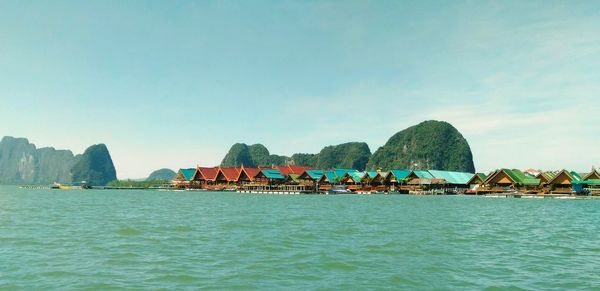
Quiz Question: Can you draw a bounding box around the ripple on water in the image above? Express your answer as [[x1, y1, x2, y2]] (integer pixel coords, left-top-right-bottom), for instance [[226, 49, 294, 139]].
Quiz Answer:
[[116, 227, 141, 236], [1, 188, 599, 290]]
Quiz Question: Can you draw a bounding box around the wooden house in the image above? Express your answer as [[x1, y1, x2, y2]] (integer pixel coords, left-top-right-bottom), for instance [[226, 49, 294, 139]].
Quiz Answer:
[[467, 173, 487, 187], [535, 172, 557, 189], [546, 170, 582, 194], [189, 166, 219, 189], [479, 169, 540, 194], [214, 167, 241, 188], [172, 168, 196, 188], [583, 169, 600, 181]]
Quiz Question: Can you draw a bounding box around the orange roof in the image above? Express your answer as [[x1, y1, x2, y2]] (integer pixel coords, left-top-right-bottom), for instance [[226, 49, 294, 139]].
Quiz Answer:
[[237, 167, 261, 181], [196, 167, 219, 181], [275, 165, 313, 175], [220, 167, 241, 181], [245, 167, 261, 179]]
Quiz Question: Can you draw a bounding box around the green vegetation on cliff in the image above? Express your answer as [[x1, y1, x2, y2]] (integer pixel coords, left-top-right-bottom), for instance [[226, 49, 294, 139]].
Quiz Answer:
[[290, 153, 318, 167], [221, 142, 371, 170], [315, 142, 371, 171], [71, 144, 117, 186], [147, 168, 176, 181], [107, 179, 169, 188], [221, 143, 291, 167], [220, 121, 474, 172], [367, 120, 475, 173]]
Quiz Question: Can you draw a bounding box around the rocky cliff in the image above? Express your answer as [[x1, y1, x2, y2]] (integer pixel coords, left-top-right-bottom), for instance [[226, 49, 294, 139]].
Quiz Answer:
[[220, 121, 474, 172], [0, 137, 117, 185], [366, 120, 475, 173]]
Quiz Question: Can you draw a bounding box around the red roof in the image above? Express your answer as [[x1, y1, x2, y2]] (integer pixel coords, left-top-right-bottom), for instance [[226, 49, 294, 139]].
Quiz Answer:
[[220, 167, 241, 181], [275, 165, 313, 175], [197, 167, 219, 181]]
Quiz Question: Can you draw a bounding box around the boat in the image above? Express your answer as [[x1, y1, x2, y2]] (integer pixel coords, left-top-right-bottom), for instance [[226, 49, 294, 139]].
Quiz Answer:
[[327, 185, 352, 194]]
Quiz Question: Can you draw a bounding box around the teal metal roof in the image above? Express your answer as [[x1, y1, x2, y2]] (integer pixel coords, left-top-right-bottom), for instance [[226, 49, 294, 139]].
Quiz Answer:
[[377, 172, 390, 179], [347, 171, 366, 183], [179, 168, 196, 181], [333, 168, 357, 177], [322, 170, 340, 183], [367, 171, 379, 178], [261, 169, 285, 179], [428, 170, 474, 185], [391, 169, 411, 180], [412, 170, 434, 179], [304, 170, 324, 180]]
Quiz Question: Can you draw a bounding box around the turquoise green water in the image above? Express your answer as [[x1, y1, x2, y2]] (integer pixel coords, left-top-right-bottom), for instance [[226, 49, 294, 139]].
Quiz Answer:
[[0, 187, 598, 290]]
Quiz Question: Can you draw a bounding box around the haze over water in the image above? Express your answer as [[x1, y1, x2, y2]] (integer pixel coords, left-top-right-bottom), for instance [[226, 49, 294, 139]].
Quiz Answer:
[[0, 187, 598, 289]]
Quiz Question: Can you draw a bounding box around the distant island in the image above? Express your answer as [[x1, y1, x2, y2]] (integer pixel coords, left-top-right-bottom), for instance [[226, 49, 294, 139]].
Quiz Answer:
[[220, 120, 475, 173], [147, 168, 176, 181]]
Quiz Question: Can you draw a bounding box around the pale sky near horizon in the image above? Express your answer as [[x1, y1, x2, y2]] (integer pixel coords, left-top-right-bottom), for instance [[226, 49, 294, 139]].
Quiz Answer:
[[1, 0, 599, 178]]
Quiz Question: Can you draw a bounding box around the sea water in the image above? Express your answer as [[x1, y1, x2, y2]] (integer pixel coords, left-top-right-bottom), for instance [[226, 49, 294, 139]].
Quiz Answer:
[[0, 186, 598, 289]]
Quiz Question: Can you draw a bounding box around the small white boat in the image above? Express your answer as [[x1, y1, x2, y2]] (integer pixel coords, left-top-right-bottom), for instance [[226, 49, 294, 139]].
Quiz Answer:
[[327, 185, 352, 195]]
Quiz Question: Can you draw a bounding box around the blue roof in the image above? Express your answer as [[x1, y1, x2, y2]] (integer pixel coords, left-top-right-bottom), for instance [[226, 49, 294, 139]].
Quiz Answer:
[[261, 169, 285, 179], [178, 168, 196, 181], [428, 170, 474, 185]]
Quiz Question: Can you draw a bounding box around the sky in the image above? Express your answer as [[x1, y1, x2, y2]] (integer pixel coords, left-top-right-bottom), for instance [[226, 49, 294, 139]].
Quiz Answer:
[[1, 0, 599, 178]]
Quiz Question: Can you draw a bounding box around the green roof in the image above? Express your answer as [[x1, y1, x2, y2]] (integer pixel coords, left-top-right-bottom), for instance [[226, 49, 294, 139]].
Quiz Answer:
[[572, 179, 600, 185], [428, 170, 474, 185], [491, 169, 540, 186], [547, 170, 583, 183], [286, 174, 300, 182], [540, 172, 556, 181], [178, 168, 196, 181], [570, 171, 583, 181], [522, 178, 541, 186], [504, 169, 526, 183], [476, 173, 488, 180], [261, 169, 285, 179]]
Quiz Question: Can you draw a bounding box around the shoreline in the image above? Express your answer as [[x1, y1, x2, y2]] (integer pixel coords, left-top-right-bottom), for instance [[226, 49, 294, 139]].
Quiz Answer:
[[13, 185, 600, 199]]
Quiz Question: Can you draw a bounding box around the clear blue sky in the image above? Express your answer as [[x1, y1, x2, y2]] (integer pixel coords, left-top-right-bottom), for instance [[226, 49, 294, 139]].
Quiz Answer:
[[1, 0, 599, 178]]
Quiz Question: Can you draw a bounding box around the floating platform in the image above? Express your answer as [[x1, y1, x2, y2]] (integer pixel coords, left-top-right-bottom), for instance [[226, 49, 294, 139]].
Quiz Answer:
[[237, 190, 306, 195]]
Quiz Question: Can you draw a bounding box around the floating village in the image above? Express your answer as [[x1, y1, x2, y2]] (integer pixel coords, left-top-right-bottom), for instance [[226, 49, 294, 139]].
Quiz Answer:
[[167, 165, 600, 197]]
